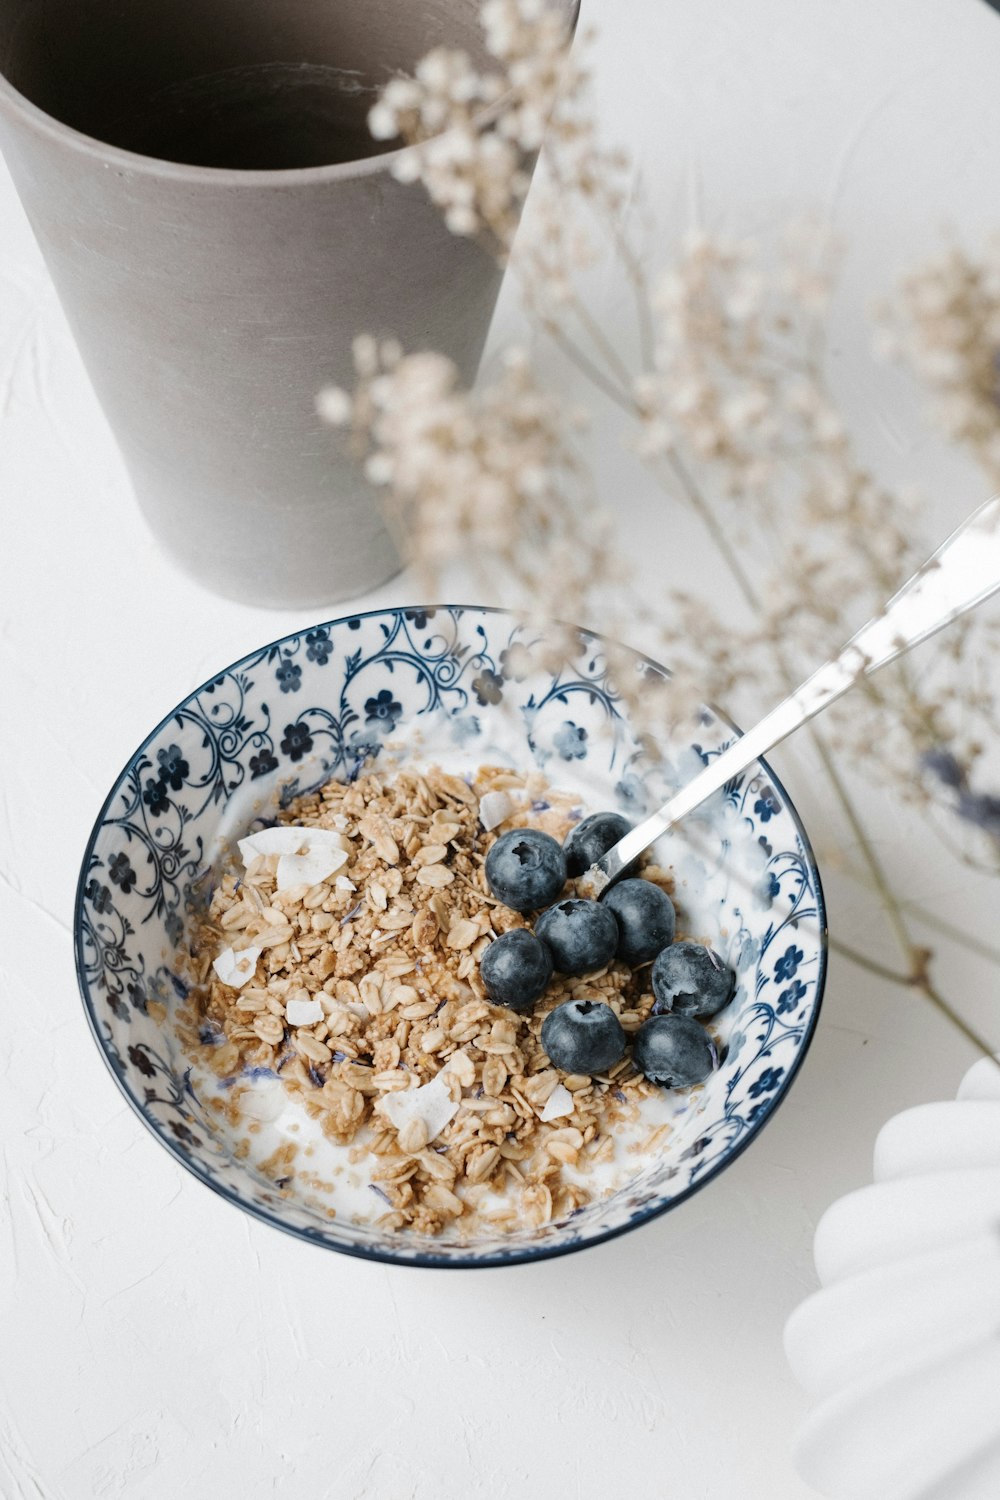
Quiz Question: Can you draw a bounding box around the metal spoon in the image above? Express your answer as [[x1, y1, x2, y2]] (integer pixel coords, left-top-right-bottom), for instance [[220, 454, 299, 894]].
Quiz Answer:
[[582, 495, 1000, 897]]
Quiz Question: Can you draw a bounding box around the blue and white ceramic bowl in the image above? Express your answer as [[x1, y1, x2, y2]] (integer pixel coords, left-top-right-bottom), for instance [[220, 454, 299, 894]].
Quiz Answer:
[[75, 606, 827, 1267]]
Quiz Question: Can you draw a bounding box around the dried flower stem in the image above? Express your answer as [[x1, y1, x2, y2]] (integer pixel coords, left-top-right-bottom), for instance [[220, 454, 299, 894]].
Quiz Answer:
[[917, 975, 998, 1061], [830, 939, 1000, 1058], [539, 314, 634, 410], [899, 899, 1000, 968], [829, 941, 913, 988], [571, 294, 635, 391]]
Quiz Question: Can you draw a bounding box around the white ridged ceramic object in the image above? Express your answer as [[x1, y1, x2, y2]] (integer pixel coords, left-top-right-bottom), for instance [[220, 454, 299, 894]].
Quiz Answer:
[[784, 1056, 1000, 1500]]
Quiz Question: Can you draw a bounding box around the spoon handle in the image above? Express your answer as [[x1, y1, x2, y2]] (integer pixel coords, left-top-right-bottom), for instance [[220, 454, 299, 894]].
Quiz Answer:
[[591, 495, 1000, 891]]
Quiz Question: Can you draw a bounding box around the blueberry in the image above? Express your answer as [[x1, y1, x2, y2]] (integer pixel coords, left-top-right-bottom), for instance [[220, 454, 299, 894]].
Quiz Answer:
[[485, 827, 568, 913], [651, 941, 736, 1019], [600, 878, 676, 966], [479, 929, 553, 1014], [633, 1013, 719, 1088], [535, 898, 619, 976], [541, 999, 627, 1074], [563, 811, 636, 878]]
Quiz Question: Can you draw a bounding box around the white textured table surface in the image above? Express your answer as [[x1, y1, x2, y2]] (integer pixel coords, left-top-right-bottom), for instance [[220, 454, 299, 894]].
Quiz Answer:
[[3, 3, 1000, 1497]]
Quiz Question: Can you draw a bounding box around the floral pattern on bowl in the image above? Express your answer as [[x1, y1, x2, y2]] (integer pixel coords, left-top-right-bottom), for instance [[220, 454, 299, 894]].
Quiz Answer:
[[75, 606, 827, 1267]]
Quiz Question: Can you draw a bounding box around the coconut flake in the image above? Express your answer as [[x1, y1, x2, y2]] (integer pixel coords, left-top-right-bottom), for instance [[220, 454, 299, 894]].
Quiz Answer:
[[335, 874, 357, 893], [285, 997, 324, 1027], [479, 789, 518, 831], [239, 824, 347, 871], [325, 997, 369, 1024], [541, 1083, 575, 1121], [236, 1079, 286, 1122], [275, 843, 348, 890], [376, 1073, 459, 1144], [213, 945, 262, 989], [238, 826, 310, 865]]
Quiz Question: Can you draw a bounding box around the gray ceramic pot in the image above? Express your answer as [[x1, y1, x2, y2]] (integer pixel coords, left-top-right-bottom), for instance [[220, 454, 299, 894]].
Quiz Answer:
[[0, 0, 576, 606]]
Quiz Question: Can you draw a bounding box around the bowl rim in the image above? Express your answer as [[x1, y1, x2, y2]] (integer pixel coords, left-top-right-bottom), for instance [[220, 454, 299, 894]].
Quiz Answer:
[[74, 603, 828, 1269]]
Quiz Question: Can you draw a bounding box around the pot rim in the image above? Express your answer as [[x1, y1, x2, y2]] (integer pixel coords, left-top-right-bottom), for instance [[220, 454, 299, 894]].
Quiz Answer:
[[0, 0, 581, 187]]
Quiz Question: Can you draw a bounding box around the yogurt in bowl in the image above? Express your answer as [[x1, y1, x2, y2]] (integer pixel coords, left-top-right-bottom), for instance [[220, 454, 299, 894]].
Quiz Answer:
[[74, 605, 827, 1267]]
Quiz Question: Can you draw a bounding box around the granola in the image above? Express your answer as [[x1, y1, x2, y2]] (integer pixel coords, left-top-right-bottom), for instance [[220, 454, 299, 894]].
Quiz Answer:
[[180, 763, 681, 1236]]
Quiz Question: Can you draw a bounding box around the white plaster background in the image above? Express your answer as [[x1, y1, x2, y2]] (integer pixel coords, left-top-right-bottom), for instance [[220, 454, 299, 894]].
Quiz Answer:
[[2, 2, 1000, 1496]]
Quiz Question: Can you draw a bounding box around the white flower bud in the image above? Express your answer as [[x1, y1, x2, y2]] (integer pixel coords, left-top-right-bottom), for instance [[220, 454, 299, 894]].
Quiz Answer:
[[364, 453, 394, 485], [315, 387, 352, 426], [383, 78, 423, 112], [444, 205, 479, 236], [352, 334, 379, 377], [392, 150, 423, 185], [415, 47, 461, 92], [367, 102, 398, 141]]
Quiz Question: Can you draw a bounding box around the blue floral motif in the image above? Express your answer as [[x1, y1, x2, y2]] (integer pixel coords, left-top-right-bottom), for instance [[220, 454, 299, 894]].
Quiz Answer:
[[450, 715, 481, 745], [364, 689, 402, 732], [774, 944, 804, 983], [107, 991, 128, 1021], [85, 878, 112, 914], [554, 721, 588, 761], [615, 772, 647, 811], [108, 852, 137, 894], [156, 744, 189, 790], [748, 1066, 785, 1098], [733, 931, 761, 971], [143, 778, 170, 817], [75, 605, 826, 1269], [276, 659, 302, 694], [726, 1028, 746, 1063], [346, 729, 383, 764], [280, 722, 314, 762], [305, 628, 333, 665], [776, 979, 807, 1015], [250, 749, 279, 779], [136, 678, 278, 824], [128, 1043, 156, 1077], [754, 869, 781, 909], [499, 642, 534, 681], [472, 669, 504, 706], [754, 786, 781, 822]]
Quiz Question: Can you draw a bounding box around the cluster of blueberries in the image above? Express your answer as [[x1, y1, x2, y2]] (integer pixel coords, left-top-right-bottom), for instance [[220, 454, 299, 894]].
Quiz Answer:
[[479, 812, 734, 1088]]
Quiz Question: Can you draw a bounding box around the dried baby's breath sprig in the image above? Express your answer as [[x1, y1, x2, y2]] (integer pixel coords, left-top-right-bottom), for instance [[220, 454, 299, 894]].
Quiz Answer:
[[637, 229, 843, 485], [319, 337, 684, 739], [368, 0, 637, 351], [368, 0, 582, 252], [885, 239, 1000, 483], [323, 5, 1000, 1056], [628, 229, 1000, 848], [323, 338, 608, 618], [322, 236, 1000, 853]]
